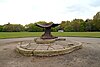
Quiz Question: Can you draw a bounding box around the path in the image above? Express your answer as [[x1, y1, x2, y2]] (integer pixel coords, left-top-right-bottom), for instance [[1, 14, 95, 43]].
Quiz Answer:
[[0, 37, 100, 67]]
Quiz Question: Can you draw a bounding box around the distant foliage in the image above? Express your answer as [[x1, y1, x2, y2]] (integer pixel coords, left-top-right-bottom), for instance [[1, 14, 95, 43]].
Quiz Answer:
[[2, 23, 24, 32], [0, 12, 100, 32], [0, 25, 3, 32], [92, 12, 100, 31], [61, 12, 100, 32], [25, 23, 43, 32]]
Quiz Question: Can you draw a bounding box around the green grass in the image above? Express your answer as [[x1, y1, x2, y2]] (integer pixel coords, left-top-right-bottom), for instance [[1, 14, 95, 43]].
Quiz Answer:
[[52, 32, 100, 38], [0, 32, 43, 39], [0, 32, 100, 39]]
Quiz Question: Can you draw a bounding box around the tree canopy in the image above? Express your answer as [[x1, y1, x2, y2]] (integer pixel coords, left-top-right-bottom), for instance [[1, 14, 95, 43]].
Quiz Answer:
[[0, 12, 100, 32]]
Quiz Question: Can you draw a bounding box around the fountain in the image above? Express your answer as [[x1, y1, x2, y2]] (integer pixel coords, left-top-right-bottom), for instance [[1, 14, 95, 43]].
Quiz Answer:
[[16, 22, 82, 56]]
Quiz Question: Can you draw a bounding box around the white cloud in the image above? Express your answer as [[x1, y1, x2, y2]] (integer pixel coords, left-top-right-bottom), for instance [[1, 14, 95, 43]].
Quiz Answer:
[[0, 0, 100, 25]]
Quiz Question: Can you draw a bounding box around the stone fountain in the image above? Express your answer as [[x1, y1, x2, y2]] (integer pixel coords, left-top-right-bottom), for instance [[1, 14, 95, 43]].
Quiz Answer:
[[16, 22, 82, 56]]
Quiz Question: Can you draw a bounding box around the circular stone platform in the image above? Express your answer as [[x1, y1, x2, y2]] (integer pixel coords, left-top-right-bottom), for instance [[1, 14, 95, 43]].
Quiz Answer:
[[34, 38, 56, 44], [16, 38, 82, 56]]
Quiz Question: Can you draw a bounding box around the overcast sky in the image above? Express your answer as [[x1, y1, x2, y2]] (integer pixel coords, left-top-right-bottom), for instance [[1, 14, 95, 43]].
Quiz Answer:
[[0, 0, 100, 25]]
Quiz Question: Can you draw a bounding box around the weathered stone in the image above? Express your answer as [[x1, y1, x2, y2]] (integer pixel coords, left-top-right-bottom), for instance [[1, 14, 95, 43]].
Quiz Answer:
[[16, 40, 82, 57], [56, 38, 66, 41], [35, 38, 56, 44], [36, 45, 48, 50], [26, 43, 38, 50], [50, 45, 64, 50], [68, 43, 74, 47], [16, 45, 33, 55]]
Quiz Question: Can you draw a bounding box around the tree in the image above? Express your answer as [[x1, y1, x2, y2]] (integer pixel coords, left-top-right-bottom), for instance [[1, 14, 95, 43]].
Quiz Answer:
[[85, 19, 93, 31], [63, 21, 74, 32], [36, 21, 47, 24], [0, 25, 3, 32], [60, 21, 68, 30], [71, 19, 85, 32], [51, 26, 59, 32], [3, 23, 24, 32], [64, 25, 74, 32], [25, 23, 43, 32], [92, 12, 100, 31]]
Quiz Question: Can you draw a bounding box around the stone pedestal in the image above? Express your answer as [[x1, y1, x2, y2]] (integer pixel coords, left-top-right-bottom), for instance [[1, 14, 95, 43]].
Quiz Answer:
[[16, 38, 82, 56]]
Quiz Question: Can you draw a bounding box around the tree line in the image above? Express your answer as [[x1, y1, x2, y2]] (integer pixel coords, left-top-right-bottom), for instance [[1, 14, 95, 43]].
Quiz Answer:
[[0, 12, 100, 32]]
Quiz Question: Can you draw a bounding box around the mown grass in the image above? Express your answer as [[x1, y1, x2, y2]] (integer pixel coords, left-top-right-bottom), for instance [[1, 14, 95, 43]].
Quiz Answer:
[[0, 32, 43, 39], [0, 32, 100, 39]]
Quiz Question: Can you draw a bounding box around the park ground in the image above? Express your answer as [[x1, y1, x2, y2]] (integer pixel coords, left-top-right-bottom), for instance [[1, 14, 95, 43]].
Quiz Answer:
[[0, 32, 100, 39], [0, 37, 100, 67]]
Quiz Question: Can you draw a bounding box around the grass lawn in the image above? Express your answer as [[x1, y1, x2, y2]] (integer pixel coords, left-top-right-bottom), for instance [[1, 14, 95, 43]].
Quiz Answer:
[[0, 32, 100, 39]]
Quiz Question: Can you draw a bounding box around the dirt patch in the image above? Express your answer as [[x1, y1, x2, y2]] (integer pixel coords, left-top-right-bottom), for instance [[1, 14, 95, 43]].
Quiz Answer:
[[0, 37, 100, 67]]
